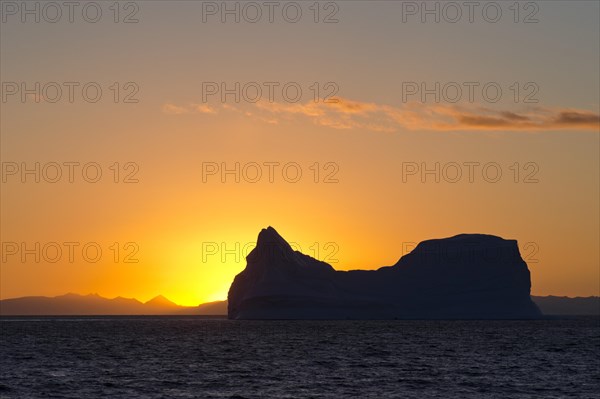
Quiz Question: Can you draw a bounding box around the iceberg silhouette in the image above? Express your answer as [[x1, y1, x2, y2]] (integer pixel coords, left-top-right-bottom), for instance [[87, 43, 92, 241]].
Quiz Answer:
[[228, 227, 542, 319]]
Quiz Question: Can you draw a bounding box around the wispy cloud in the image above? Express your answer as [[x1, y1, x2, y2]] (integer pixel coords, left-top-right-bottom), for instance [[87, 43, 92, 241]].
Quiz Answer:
[[423, 105, 600, 131], [162, 103, 217, 115], [259, 99, 599, 132], [163, 98, 600, 133], [162, 103, 190, 115], [191, 104, 218, 114]]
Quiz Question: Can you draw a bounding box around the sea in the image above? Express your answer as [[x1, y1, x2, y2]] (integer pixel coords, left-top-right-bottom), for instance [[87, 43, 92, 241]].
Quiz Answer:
[[1, 317, 598, 398]]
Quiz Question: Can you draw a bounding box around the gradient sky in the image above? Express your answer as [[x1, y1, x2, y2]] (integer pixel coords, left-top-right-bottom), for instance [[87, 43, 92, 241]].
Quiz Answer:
[[1, 1, 599, 305]]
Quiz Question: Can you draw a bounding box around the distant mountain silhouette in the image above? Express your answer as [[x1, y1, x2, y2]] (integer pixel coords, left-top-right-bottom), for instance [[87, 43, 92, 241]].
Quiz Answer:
[[2, 294, 596, 317], [194, 300, 228, 315], [0, 293, 226, 316], [228, 227, 543, 319], [143, 294, 180, 311], [531, 296, 599, 316], [175, 298, 598, 316], [186, 298, 597, 317]]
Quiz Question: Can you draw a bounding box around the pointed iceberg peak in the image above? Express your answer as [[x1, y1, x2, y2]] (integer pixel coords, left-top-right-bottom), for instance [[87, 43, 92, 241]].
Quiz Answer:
[[256, 226, 293, 252], [244, 226, 299, 267]]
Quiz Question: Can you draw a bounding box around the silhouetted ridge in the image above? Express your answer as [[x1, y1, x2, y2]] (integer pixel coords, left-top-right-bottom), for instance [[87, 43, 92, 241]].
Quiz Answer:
[[145, 295, 178, 307], [247, 226, 334, 273], [248, 226, 295, 264], [228, 227, 541, 320], [394, 234, 523, 270], [256, 226, 290, 249]]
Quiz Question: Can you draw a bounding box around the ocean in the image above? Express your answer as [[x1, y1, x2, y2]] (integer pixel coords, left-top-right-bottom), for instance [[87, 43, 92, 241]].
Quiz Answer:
[[1, 317, 598, 398]]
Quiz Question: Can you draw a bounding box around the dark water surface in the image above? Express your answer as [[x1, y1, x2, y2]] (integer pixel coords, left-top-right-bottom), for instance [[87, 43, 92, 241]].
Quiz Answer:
[[1, 317, 598, 398]]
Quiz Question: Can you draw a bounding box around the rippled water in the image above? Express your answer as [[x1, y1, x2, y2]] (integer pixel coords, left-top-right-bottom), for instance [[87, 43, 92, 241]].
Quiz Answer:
[[1, 317, 598, 398]]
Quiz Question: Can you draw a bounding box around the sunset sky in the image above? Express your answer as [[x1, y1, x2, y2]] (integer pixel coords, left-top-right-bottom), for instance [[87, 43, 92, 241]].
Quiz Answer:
[[1, 1, 599, 306]]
